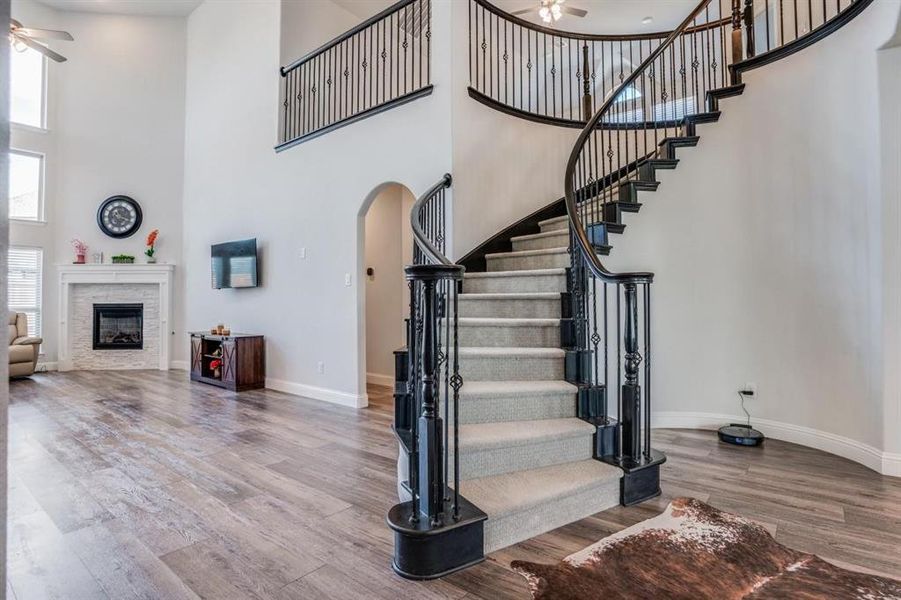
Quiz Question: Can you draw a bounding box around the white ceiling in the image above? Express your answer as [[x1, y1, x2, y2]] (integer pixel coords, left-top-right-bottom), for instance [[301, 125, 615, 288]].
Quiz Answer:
[[493, 0, 701, 35], [330, 0, 702, 36], [32, 0, 707, 32], [36, 0, 203, 17]]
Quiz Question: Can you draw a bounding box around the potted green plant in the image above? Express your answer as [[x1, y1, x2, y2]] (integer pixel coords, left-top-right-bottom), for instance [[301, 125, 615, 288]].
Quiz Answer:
[[112, 254, 135, 264]]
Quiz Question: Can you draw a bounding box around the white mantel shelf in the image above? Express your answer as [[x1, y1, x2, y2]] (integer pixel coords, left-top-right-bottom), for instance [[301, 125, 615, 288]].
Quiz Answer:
[[57, 263, 175, 273], [58, 263, 176, 371]]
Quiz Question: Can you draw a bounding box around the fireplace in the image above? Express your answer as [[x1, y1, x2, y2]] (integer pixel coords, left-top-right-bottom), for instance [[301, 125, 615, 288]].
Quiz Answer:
[[93, 303, 144, 350]]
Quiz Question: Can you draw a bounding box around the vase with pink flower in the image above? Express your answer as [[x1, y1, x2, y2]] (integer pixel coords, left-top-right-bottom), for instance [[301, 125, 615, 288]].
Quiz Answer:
[[145, 229, 159, 264], [71, 239, 88, 264]]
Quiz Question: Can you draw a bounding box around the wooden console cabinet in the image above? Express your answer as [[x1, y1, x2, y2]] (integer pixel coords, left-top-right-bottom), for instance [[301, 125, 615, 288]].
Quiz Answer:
[[190, 332, 265, 391]]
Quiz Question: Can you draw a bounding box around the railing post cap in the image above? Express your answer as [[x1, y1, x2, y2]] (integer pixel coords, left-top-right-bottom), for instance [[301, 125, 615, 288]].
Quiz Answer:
[[405, 264, 465, 281]]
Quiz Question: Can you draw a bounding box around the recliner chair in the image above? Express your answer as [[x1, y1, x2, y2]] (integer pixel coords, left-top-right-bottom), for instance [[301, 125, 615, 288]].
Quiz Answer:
[[8, 311, 42, 378]]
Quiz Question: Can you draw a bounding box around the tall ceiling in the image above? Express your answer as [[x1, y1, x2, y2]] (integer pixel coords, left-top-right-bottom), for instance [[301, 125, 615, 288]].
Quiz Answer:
[[36, 0, 203, 17], [493, 0, 700, 35], [33, 0, 705, 33], [332, 0, 701, 35]]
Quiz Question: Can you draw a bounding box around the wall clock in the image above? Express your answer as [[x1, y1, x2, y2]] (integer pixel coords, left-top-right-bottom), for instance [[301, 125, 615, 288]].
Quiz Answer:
[[97, 195, 143, 238]]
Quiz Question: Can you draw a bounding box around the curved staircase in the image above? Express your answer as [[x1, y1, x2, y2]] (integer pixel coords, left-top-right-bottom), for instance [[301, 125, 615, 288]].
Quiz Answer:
[[388, 0, 875, 581]]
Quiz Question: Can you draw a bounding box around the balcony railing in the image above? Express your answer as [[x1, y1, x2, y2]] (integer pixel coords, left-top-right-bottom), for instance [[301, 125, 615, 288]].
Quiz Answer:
[[468, 0, 731, 127], [277, 0, 434, 150], [733, 0, 869, 76]]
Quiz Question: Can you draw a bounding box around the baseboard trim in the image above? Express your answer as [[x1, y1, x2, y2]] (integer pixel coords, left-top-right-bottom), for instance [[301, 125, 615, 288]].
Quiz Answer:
[[883, 452, 901, 478], [653, 411, 897, 477], [367, 372, 394, 387], [265, 377, 368, 409], [169, 360, 189, 371]]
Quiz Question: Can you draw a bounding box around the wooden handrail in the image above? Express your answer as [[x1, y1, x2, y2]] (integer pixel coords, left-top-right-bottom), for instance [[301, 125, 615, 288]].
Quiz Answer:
[[410, 173, 459, 268], [278, 0, 433, 148], [563, 0, 718, 283]]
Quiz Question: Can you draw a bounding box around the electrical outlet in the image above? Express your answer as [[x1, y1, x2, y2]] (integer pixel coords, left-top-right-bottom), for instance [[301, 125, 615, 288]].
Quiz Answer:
[[299, 247, 306, 259], [317, 361, 325, 374], [344, 273, 352, 287], [740, 382, 757, 397]]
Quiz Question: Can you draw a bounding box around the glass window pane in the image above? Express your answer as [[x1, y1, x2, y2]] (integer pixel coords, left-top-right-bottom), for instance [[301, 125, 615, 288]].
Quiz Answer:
[[10, 46, 45, 128], [9, 151, 43, 221]]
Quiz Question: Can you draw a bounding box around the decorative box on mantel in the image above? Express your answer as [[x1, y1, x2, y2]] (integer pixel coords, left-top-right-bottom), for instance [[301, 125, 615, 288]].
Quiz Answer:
[[57, 263, 175, 371]]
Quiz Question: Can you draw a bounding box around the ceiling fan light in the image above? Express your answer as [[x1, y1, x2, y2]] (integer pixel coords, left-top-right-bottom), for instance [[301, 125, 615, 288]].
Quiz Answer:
[[539, 6, 551, 22], [551, 4, 562, 19]]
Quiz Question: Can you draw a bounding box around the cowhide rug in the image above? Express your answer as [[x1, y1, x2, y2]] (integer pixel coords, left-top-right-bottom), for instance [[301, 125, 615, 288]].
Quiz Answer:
[[511, 497, 901, 599]]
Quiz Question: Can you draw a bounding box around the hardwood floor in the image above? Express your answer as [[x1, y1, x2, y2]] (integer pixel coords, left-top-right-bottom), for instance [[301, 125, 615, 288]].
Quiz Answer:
[[7, 371, 900, 599]]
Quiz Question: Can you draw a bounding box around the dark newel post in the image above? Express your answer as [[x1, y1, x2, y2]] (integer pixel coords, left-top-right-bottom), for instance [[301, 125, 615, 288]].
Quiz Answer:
[[407, 280, 419, 522], [417, 277, 444, 526], [730, 0, 743, 81], [621, 283, 642, 462], [581, 43, 592, 121], [743, 0, 755, 58]]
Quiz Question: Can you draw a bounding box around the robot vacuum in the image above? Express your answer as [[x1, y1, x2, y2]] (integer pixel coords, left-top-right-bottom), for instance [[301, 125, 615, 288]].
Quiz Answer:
[[718, 423, 765, 446]]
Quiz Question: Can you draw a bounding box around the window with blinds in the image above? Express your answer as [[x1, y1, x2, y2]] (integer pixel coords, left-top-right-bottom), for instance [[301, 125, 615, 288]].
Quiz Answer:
[[8, 246, 43, 337]]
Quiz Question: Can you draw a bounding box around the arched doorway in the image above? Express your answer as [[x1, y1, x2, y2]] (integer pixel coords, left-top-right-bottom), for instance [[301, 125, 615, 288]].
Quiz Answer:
[[358, 182, 416, 407]]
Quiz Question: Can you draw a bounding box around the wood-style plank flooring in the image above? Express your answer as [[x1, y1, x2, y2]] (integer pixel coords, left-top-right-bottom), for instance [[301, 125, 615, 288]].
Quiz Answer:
[[7, 371, 901, 599]]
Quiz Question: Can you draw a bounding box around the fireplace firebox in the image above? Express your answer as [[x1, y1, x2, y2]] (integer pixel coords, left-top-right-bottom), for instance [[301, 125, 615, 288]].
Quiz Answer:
[[93, 303, 144, 350]]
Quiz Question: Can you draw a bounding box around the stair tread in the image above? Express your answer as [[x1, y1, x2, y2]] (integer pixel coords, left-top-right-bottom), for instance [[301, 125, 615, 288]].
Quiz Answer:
[[538, 214, 620, 228], [485, 247, 569, 259], [510, 230, 569, 243], [457, 417, 593, 450], [458, 292, 560, 300], [458, 317, 559, 327], [659, 135, 700, 146], [538, 214, 575, 227], [464, 268, 566, 279], [709, 83, 745, 96], [459, 380, 577, 398], [458, 346, 564, 357], [459, 459, 621, 517]]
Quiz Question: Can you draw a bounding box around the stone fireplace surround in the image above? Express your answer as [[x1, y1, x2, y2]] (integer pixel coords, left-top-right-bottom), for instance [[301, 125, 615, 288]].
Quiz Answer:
[[58, 264, 174, 371]]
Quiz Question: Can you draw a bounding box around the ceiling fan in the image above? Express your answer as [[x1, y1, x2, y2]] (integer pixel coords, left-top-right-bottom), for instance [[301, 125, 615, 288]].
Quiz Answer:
[[512, 0, 588, 24], [9, 18, 74, 63]]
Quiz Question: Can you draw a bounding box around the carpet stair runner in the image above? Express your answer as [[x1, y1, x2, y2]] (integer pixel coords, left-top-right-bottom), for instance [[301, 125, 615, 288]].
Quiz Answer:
[[451, 214, 621, 554]]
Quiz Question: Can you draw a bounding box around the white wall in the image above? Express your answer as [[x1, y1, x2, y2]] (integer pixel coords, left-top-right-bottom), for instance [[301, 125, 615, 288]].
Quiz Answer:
[[280, 0, 359, 64], [599, 0, 901, 474], [183, 0, 452, 407], [879, 29, 901, 463], [364, 183, 413, 385], [449, 0, 579, 257], [10, 0, 893, 476], [9, 1, 187, 366]]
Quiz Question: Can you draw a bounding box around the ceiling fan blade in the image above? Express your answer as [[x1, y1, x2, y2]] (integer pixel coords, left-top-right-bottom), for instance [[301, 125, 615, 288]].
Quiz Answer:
[[14, 34, 67, 62], [562, 5, 588, 17], [15, 27, 73, 41], [510, 8, 534, 15]]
